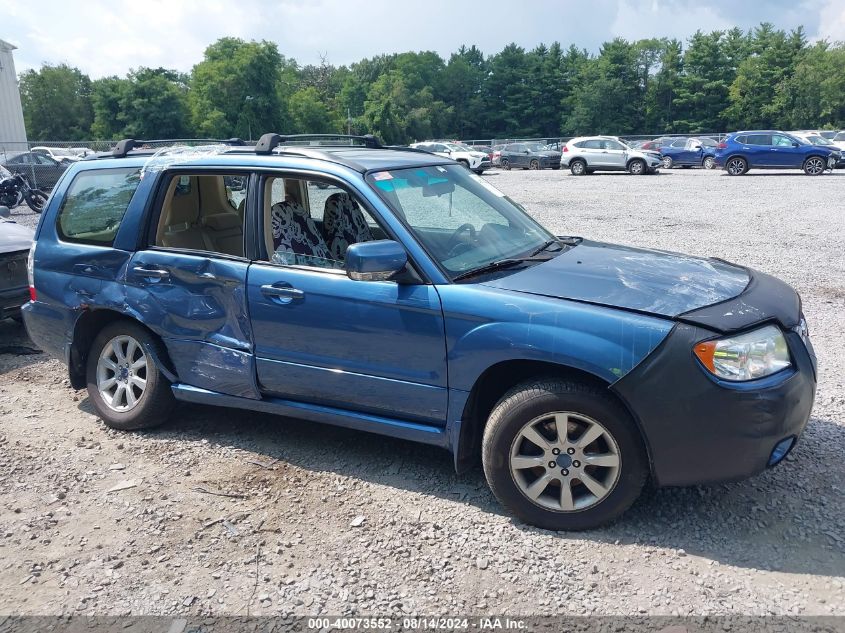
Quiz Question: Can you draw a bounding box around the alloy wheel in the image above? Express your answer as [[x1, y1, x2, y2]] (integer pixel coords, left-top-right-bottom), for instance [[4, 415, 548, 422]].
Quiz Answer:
[[703, 157, 715, 170], [96, 335, 148, 412], [726, 158, 746, 175], [629, 160, 644, 175], [509, 411, 621, 512], [805, 157, 824, 175], [662, 156, 672, 169]]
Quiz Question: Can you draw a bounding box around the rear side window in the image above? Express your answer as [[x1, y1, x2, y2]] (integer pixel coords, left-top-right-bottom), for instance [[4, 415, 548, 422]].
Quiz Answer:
[[745, 134, 772, 146], [734, 135, 747, 144], [57, 168, 141, 245]]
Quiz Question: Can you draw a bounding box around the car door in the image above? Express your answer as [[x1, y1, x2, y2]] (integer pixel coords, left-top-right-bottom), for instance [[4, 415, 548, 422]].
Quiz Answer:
[[742, 134, 773, 167], [601, 139, 628, 169], [246, 173, 449, 425], [125, 169, 257, 398], [767, 133, 805, 168], [578, 139, 604, 166], [32, 153, 63, 189]]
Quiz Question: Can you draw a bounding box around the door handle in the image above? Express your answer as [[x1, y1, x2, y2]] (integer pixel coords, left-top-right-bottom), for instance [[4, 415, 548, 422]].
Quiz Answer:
[[132, 266, 170, 280], [261, 284, 305, 302]]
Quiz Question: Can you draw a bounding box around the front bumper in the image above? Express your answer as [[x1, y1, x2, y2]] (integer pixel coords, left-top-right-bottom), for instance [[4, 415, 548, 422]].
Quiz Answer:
[[612, 322, 816, 487]]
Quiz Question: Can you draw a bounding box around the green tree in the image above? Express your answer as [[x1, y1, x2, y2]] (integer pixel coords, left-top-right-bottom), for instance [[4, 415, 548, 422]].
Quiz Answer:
[[190, 38, 288, 139], [19, 64, 93, 140], [288, 86, 336, 133]]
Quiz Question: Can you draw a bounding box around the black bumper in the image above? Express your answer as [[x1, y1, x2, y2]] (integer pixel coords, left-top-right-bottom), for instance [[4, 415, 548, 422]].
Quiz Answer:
[[612, 322, 816, 487], [1, 286, 28, 319]]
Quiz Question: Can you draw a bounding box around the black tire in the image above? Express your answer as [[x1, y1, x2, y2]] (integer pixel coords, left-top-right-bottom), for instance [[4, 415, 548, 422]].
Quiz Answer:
[[569, 159, 587, 176], [473, 169, 485, 175], [725, 156, 748, 176], [803, 156, 826, 176], [661, 156, 673, 169], [501, 158, 511, 171], [85, 320, 175, 431], [457, 160, 470, 170], [482, 378, 647, 531], [529, 159, 540, 170], [24, 189, 48, 213], [627, 159, 646, 175]]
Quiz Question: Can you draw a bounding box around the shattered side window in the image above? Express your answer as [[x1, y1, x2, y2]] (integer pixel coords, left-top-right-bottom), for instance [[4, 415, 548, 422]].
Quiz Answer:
[[57, 168, 141, 245]]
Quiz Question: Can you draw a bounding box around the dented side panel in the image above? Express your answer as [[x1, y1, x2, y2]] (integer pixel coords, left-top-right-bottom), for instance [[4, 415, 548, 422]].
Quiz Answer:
[[436, 284, 673, 389]]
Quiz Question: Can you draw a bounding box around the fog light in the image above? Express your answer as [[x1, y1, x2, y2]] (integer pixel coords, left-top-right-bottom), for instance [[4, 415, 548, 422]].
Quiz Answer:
[[768, 437, 796, 467]]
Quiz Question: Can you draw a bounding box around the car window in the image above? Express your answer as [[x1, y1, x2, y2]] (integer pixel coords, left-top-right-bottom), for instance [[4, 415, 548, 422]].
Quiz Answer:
[[745, 134, 772, 146], [603, 140, 625, 150], [834, 132, 845, 141], [582, 140, 602, 149], [772, 134, 795, 147], [34, 154, 56, 165], [11, 154, 31, 165], [367, 165, 555, 278], [57, 168, 141, 245], [261, 176, 384, 271], [153, 173, 246, 257], [670, 139, 686, 148]]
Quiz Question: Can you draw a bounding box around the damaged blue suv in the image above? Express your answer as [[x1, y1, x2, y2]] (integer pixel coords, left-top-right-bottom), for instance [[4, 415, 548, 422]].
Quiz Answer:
[[23, 134, 817, 530]]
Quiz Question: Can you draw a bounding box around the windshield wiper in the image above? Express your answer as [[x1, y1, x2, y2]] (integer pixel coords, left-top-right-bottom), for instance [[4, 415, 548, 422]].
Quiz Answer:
[[452, 259, 529, 282], [527, 238, 562, 257]]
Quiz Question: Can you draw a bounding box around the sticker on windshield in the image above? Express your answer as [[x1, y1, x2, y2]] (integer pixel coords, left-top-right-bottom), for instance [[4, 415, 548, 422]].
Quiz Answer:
[[436, 166, 447, 173], [470, 173, 506, 197], [372, 171, 393, 181]]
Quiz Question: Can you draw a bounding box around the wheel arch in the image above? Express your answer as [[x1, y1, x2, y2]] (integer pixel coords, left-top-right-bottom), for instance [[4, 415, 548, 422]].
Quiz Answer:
[[453, 359, 652, 475], [68, 309, 177, 389], [625, 157, 646, 170]]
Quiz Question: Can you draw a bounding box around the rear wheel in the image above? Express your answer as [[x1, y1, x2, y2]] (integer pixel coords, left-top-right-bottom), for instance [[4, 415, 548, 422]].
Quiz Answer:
[[482, 378, 647, 530], [726, 157, 748, 176], [529, 159, 540, 170], [662, 156, 673, 169], [24, 189, 48, 213], [628, 159, 646, 175], [86, 321, 175, 430], [803, 156, 825, 176], [569, 159, 587, 176], [501, 158, 511, 171], [702, 156, 715, 170]]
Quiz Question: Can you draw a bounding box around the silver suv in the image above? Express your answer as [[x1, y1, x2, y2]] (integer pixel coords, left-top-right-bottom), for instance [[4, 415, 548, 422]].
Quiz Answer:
[[562, 136, 662, 175]]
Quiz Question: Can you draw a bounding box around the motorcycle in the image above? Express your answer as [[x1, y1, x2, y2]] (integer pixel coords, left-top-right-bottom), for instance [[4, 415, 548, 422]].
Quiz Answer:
[[0, 166, 48, 213]]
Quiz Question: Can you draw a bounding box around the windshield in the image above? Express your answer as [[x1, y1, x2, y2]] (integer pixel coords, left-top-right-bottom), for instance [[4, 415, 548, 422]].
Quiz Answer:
[[367, 164, 556, 279], [806, 135, 832, 145], [446, 143, 472, 152], [525, 143, 548, 152]]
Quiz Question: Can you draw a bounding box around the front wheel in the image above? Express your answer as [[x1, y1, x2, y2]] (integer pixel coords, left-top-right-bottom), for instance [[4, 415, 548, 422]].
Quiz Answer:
[[529, 159, 540, 170], [662, 156, 673, 169], [24, 189, 48, 213], [628, 159, 646, 175], [482, 378, 647, 530], [86, 321, 176, 430], [803, 156, 826, 176]]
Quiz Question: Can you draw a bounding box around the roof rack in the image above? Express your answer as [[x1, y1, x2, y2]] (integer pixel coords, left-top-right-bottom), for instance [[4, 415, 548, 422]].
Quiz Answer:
[[254, 133, 382, 154], [111, 138, 245, 158]]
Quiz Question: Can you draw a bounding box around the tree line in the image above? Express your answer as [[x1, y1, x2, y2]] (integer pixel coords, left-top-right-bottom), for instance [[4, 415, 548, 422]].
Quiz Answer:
[[17, 23, 845, 145]]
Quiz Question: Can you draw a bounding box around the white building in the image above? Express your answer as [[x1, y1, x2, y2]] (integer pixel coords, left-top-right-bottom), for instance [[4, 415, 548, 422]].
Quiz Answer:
[[0, 38, 28, 154]]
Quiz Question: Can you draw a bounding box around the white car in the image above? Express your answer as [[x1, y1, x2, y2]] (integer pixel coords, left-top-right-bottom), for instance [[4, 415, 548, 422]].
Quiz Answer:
[[561, 136, 662, 175], [31, 146, 81, 163], [790, 131, 845, 152], [409, 141, 491, 174]]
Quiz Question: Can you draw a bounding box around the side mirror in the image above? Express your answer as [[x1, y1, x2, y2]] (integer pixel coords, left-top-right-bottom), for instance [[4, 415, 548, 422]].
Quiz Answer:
[[345, 240, 408, 282], [792, 142, 800, 147]]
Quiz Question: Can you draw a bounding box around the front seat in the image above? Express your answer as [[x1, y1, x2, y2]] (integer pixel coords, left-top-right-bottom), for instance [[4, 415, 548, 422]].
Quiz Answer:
[[322, 192, 373, 261], [269, 199, 332, 266]]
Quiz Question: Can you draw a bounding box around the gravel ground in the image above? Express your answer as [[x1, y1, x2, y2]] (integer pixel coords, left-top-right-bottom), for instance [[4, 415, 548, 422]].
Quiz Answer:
[[1, 168, 843, 617]]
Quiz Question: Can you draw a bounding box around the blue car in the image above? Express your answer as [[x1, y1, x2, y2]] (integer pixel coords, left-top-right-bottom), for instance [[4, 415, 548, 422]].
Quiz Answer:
[[715, 131, 840, 175], [659, 137, 718, 169], [22, 134, 816, 530]]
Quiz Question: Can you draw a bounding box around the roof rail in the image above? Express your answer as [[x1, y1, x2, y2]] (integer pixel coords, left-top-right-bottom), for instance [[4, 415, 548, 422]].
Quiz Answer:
[[253, 133, 383, 154], [111, 138, 246, 158]]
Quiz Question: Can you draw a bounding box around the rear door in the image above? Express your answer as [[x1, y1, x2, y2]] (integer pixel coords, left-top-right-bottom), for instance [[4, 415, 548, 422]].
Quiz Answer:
[[246, 173, 449, 424], [125, 168, 257, 398], [742, 134, 773, 167]]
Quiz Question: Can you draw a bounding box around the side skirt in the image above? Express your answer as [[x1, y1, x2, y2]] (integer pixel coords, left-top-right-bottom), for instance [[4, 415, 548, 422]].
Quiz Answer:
[[171, 383, 451, 449]]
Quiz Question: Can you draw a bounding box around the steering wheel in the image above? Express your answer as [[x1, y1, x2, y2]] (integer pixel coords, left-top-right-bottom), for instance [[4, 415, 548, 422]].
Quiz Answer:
[[445, 223, 477, 259]]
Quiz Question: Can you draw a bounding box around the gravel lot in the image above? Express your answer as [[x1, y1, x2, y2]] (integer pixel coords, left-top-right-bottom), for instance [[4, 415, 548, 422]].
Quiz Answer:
[[1, 168, 844, 617]]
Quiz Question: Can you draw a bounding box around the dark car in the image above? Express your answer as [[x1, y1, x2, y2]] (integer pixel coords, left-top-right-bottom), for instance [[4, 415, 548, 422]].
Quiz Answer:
[[23, 133, 816, 531], [2, 151, 69, 190], [660, 137, 718, 169], [715, 131, 840, 175], [0, 210, 34, 320], [638, 137, 674, 151], [499, 142, 561, 170]]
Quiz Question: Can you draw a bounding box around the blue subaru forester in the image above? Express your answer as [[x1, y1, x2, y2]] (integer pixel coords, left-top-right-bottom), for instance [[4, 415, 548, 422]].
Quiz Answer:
[[23, 134, 817, 530]]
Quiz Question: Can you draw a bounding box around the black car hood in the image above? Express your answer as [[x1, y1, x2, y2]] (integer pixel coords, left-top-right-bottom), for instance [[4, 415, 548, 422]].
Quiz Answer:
[[481, 239, 750, 317]]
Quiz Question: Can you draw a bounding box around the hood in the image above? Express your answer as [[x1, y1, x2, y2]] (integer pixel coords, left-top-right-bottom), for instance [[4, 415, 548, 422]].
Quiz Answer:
[[481, 239, 750, 318], [0, 218, 35, 253]]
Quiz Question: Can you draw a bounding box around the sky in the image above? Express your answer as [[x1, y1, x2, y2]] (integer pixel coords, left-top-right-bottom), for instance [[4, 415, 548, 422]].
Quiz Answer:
[[2, 0, 845, 78]]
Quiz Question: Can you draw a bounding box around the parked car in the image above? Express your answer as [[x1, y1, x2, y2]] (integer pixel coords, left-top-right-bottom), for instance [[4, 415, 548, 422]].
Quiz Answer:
[[715, 131, 840, 176], [32, 146, 82, 163], [69, 147, 96, 158], [660, 137, 717, 169], [409, 141, 491, 174], [789, 132, 845, 168], [490, 144, 506, 166], [23, 134, 816, 530], [637, 137, 675, 151], [817, 130, 844, 141], [561, 136, 661, 175], [0, 208, 34, 320], [498, 142, 561, 170], [2, 151, 70, 190]]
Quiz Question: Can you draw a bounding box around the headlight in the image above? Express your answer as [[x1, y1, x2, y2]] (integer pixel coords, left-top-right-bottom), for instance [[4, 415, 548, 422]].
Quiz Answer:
[[693, 324, 791, 381]]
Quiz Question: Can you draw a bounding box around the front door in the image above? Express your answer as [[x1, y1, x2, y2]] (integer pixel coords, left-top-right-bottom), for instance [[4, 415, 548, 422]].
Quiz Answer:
[[765, 133, 805, 167], [247, 175, 449, 425]]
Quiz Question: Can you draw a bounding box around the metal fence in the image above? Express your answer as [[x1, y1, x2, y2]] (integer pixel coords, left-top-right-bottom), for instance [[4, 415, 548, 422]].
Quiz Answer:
[[459, 133, 729, 147]]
